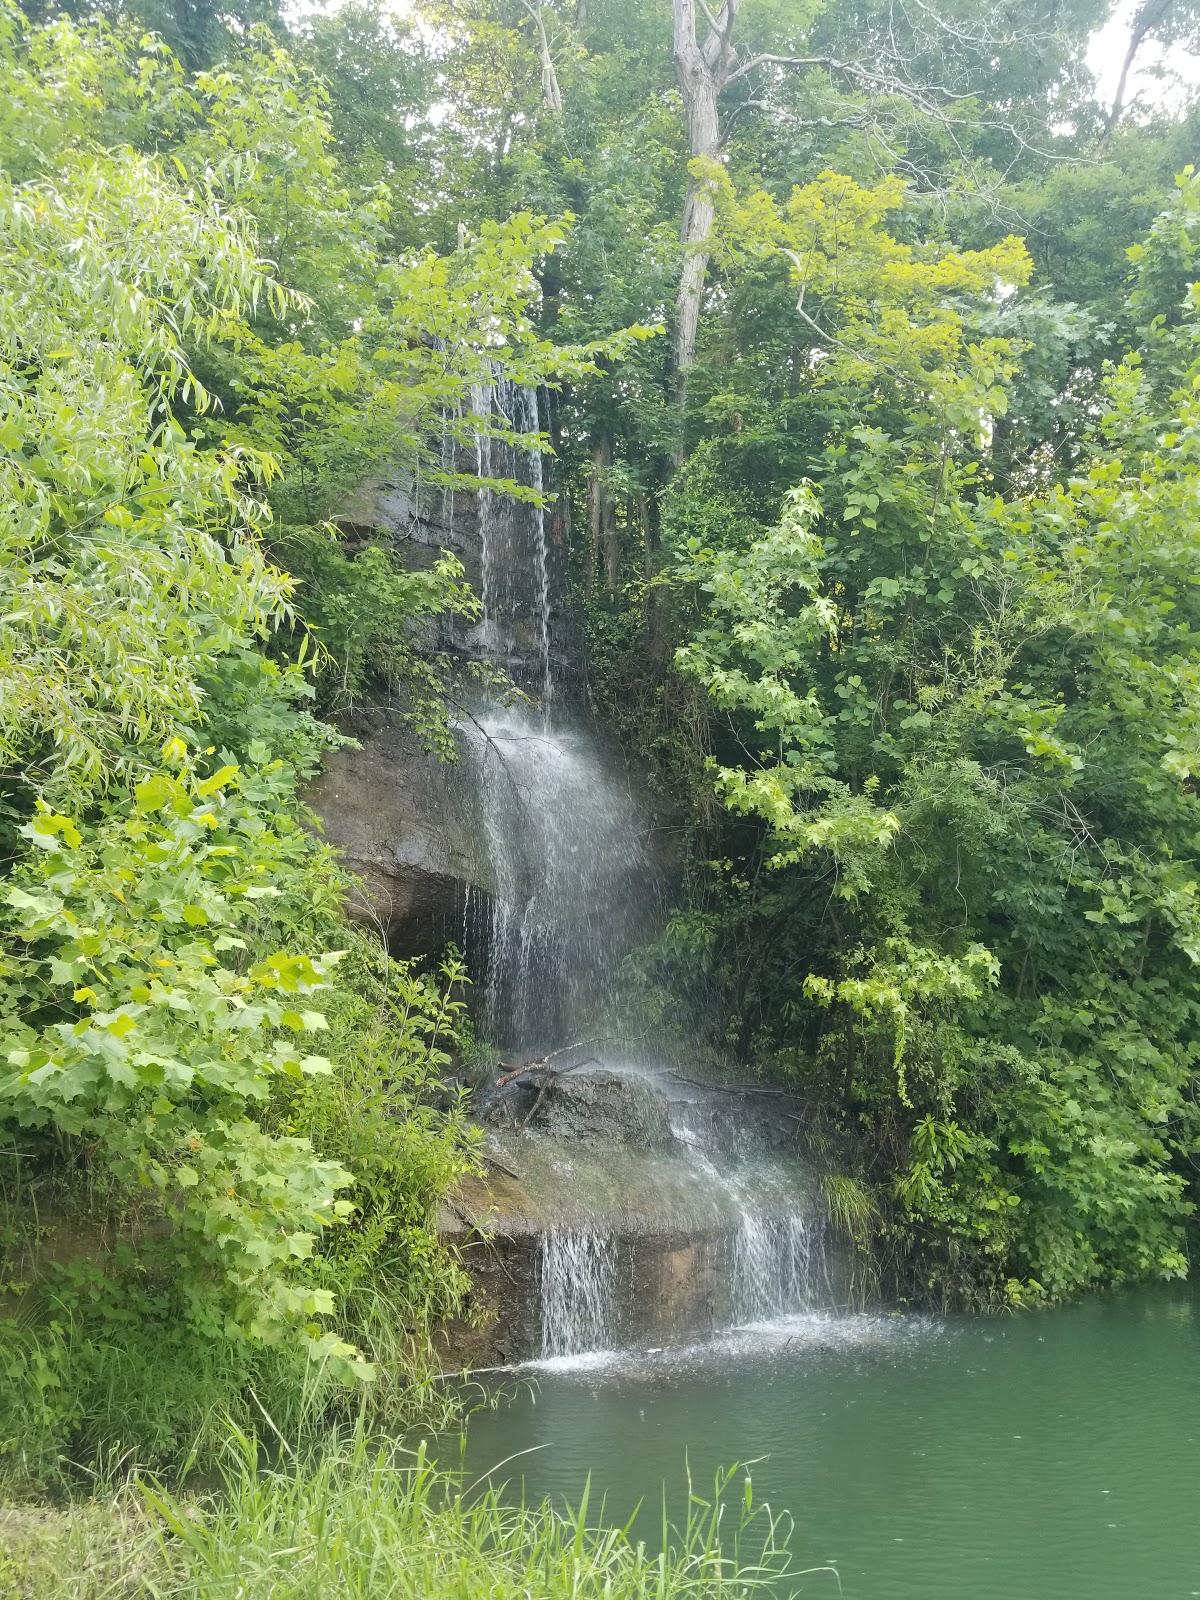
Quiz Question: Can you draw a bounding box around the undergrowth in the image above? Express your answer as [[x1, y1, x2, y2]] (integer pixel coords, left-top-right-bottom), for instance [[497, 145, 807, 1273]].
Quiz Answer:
[[0, 1428, 822, 1600], [0, 938, 481, 1494]]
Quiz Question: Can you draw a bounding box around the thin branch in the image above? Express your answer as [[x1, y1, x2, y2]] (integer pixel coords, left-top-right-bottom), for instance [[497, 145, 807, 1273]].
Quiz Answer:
[[516, 0, 564, 114], [696, 0, 721, 35], [725, 52, 833, 87], [494, 1038, 607, 1088], [516, 1071, 557, 1130], [480, 1152, 522, 1181]]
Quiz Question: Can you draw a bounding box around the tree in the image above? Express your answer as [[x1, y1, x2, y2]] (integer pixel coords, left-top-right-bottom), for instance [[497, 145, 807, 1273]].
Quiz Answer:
[[667, 171, 1200, 1301], [1102, 0, 1200, 143]]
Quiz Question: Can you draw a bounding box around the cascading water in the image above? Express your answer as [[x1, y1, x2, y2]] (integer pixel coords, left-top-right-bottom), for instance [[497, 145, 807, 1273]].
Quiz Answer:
[[665, 1093, 825, 1328], [459, 707, 657, 1047], [456, 378, 831, 1360], [468, 377, 553, 697], [458, 377, 657, 1051], [540, 1230, 618, 1358], [731, 1212, 819, 1324]]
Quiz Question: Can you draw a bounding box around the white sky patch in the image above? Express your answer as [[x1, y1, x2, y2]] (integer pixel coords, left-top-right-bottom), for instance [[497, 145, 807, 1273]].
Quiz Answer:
[[285, 0, 1199, 126], [1087, 0, 1200, 118], [285, 0, 421, 26]]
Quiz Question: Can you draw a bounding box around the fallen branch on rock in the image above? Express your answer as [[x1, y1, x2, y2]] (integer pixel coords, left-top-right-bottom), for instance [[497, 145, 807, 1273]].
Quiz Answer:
[[480, 1152, 522, 1180], [494, 1040, 603, 1088], [516, 1072, 556, 1132]]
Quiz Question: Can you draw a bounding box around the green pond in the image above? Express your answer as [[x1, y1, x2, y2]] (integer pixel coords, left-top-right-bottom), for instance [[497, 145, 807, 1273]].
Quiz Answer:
[[455, 1289, 1200, 1598]]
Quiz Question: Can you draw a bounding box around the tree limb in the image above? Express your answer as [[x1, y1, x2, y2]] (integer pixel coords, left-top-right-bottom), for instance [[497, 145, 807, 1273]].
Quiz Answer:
[[1100, 0, 1171, 146], [517, 0, 564, 114], [494, 1039, 605, 1088]]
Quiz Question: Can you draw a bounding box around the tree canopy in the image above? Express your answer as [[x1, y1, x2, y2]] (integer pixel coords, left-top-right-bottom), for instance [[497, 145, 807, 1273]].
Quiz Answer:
[[2, 0, 1200, 1480]]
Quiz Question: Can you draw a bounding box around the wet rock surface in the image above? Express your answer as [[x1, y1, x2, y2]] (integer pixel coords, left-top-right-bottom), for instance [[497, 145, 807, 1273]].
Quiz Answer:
[[436, 1064, 838, 1369], [307, 712, 492, 952], [475, 1067, 675, 1152]]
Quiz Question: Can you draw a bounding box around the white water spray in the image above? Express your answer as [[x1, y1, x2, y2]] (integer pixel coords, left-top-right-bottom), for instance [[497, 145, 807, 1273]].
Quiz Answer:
[[540, 1229, 618, 1358]]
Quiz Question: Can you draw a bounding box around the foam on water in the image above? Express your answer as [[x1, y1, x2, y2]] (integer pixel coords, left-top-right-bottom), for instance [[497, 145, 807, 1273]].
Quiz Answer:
[[517, 1309, 939, 1377]]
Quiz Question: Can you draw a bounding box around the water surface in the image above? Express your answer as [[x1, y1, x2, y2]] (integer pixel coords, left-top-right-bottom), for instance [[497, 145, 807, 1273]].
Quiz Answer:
[[456, 1289, 1200, 1599]]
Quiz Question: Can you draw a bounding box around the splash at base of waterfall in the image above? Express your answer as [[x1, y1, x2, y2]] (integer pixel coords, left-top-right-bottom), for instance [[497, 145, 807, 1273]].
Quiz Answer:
[[519, 1308, 918, 1375], [534, 1209, 827, 1361]]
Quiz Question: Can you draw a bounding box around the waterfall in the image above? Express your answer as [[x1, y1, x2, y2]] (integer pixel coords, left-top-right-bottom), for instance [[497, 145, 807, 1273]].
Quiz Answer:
[[540, 1229, 618, 1357], [454, 380, 831, 1361], [461, 377, 657, 1051], [667, 1098, 824, 1328], [528, 390, 553, 712], [457, 705, 656, 1047], [470, 376, 553, 695], [730, 1212, 819, 1324]]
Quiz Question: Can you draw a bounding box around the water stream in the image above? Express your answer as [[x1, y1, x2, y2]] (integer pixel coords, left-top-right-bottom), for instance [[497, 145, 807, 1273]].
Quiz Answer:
[[539, 1230, 618, 1359], [457, 384, 829, 1361], [457, 705, 657, 1050], [457, 378, 657, 1051]]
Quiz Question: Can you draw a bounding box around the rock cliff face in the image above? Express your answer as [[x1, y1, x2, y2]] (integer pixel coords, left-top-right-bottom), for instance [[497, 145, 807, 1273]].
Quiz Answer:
[[306, 413, 588, 956], [307, 714, 484, 953], [307, 458, 486, 949], [308, 443, 665, 1002]]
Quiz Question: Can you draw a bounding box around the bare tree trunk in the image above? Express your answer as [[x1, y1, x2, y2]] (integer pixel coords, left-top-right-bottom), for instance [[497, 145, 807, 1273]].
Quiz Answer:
[[519, 0, 564, 114], [1104, 0, 1178, 145], [636, 491, 660, 651], [674, 77, 721, 377], [671, 1, 741, 394], [604, 508, 621, 598]]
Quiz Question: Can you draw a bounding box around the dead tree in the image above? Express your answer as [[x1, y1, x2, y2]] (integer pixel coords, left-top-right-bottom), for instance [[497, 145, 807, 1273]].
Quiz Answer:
[[519, 0, 564, 113]]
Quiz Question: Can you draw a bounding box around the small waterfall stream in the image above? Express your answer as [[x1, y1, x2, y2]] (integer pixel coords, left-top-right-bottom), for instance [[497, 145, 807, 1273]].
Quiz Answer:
[[456, 376, 658, 1051], [452, 379, 832, 1363], [731, 1213, 819, 1324], [458, 707, 657, 1048], [540, 1230, 618, 1359]]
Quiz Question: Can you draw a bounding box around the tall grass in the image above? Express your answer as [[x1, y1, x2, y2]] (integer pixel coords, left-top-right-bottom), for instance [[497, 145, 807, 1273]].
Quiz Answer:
[[820, 1172, 883, 1307], [2, 1427, 832, 1599]]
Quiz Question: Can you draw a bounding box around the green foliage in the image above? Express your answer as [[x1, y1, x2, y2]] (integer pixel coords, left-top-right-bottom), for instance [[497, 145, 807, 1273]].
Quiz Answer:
[[0, 10, 379, 1421], [0, 125, 292, 793], [1, 764, 361, 1358], [0, 935, 477, 1484], [268, 943, 480, 1425], [0, 1431, 807, 1600], [0, 5, 590, 1480], [665, 171, 1200, 1304]]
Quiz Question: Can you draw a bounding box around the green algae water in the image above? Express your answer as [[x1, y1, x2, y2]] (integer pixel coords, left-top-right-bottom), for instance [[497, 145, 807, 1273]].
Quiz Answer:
[[457, 1289, 1200, 1599]]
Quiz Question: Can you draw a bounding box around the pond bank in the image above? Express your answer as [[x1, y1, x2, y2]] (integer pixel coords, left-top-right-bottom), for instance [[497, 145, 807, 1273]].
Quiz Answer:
[[0, 1434, 795, 1600]]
